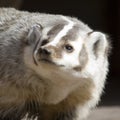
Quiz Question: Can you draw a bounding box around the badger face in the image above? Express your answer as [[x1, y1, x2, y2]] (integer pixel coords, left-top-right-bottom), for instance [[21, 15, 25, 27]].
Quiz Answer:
[[31, 16, 109, 74], [32, 17, 91, 71], [38, 33, 84, 69]]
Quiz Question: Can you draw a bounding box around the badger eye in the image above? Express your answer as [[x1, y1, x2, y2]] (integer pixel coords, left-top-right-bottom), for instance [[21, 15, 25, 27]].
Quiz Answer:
[[64, 44, 74, 53]]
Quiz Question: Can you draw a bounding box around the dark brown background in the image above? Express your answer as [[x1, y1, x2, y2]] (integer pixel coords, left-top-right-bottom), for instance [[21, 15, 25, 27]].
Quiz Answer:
[[0, 0, 120, 106]]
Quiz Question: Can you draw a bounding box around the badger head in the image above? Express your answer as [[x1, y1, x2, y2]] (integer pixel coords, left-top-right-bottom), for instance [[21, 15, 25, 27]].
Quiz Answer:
[[26, 16, 109, 73], [24, 16, 110, 104]]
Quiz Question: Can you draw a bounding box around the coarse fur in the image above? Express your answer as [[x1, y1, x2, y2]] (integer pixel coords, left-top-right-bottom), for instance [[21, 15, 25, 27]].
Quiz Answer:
[[0, 8, 111, 120]]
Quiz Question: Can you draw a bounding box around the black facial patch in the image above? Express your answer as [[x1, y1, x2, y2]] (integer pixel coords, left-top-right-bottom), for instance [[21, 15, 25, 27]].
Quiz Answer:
[[62, 25, 80, 41], [47, 23, 65, 38], [79, 45, 88, 70], [73, 45, 88, 72]]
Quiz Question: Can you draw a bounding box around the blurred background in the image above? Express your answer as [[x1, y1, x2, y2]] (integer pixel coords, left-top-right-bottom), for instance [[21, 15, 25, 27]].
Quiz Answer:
[[0, 0, 120, 106]]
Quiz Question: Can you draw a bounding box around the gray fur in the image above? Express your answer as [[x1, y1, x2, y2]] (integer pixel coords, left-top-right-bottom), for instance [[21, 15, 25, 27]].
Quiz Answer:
[[62, 25, 80, 41], [47, 23, 66, 38]]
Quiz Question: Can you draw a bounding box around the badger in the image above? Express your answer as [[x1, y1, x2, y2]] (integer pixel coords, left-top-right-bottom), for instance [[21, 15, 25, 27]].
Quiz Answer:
[[0, 8, 110, 120]]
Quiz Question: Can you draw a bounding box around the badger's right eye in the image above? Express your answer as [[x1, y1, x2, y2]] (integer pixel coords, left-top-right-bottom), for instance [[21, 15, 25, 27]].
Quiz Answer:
[[64, 44, 74, 53]]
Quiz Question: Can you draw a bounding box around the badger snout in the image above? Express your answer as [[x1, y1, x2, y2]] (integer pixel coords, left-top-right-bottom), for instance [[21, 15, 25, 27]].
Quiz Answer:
[[39, 47, 51, 56], [37, 46, 54, 64]]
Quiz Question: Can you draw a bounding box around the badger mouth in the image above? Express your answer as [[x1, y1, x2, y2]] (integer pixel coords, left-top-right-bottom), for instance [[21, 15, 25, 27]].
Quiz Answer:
[[40, 58, 55, 64]]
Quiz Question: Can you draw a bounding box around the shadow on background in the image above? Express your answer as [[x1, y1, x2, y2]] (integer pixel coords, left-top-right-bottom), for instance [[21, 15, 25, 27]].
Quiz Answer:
[[0, 0, 120, 106]]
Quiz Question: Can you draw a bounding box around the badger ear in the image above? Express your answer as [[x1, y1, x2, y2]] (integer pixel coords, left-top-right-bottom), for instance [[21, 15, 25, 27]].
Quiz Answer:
[[26, 24, 42, 45], [87, 32, 109, 58]]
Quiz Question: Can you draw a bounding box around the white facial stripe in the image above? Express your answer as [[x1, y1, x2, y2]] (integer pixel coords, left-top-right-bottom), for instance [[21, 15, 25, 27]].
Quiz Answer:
[[49, 16, 75, 46]]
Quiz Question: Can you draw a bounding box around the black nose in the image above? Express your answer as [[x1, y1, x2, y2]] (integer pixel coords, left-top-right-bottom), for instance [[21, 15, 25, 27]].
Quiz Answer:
[[39, 48, 51, 55]]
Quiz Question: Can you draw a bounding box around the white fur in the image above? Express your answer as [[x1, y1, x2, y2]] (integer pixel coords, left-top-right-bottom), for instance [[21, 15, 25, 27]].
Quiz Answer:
[[54, 36, 84, 68]]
